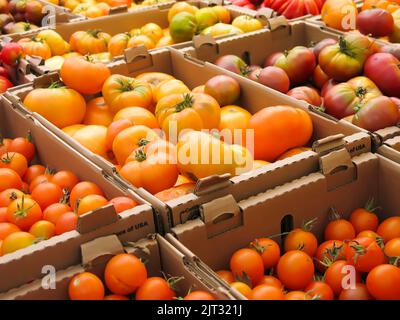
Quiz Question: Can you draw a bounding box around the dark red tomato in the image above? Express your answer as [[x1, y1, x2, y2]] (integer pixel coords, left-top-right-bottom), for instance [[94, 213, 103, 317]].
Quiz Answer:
[[344, 237, 386, 273], [274, 46, 316, 85], [0, 66, 10, 79], [263, 52, 284, 68], [214, 55, 249, 76], [364, 53, 400, 98], [321, 79, 338, 97], [352, 96, 399, 131], [287, 86, 322, 106], [313, 65, 330, 89], [272, 0, 320, 19], [257, 66, 290, 93], [357, 8, 394, 37], [312, 38, 337, 60]]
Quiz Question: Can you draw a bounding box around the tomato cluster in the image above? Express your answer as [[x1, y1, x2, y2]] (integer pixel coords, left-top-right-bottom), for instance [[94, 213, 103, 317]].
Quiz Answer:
[[0, 134, 137, 256], [215, 31, 400, 132], [68, 252, 216, 300], [217, 200, 400, 300]]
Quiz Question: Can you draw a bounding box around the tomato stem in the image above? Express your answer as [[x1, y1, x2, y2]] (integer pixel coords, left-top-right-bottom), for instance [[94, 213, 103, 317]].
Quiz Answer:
[[301, 217, 318, 232], [134, 148, 147, 162], [175, 94, 194, 112]]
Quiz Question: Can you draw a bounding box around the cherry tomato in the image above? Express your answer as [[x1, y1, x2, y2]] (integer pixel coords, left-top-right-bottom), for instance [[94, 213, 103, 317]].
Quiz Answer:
[[104, 295, 129, 300], [8, 135, 35, 163], [249, 284, 285, 300], [50, 170, 79, 191], [108, 196, 137, 214], [23, 165, 46, 185], [315, 240, 345, 272], [285, 291, 311, 300], [305, 281, 334, 300], [377, 216, 400, 243], [76, 194, 108, 216], [29, 220, 56, 239], [0, 188, 26, 207], [69, 272, 105, 300], [136, 277, 175, 300], [284, 220, 318, 256], [324, 219, 355, 241], [7, 197, 42, 231], [184, 291, 216, 300], [43, 203, 72, 225], [230, 248, 264, 287], [0, 152, 28, 177], [216, 270, 235, 284], [349, 200, 379, 234], [0, 222, 20, 240], [257, 275, 283, 289], [1, 231, 35, 254], [230, 282, 252, 298], [55, 212, 78, 235], [324, 260, 361, 296], [339, 283, 372, 300], [366, 264, 400, 300], [69, 181, 104, 210], [250, 237, 281, 270]]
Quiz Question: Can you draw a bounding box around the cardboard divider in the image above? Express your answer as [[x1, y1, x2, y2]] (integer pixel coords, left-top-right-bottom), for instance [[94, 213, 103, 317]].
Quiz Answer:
[[170, 150, 400, 298], [0, 234, 235, 300], [0, 100, 155, 293], [4, 47, 372, 234]]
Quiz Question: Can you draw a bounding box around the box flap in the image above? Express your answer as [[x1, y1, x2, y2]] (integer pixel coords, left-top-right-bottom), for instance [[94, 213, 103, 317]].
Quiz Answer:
[[312, 134, 346, 156], [77, 204, 119, 234], [81, 235, 124, 265], [109, 5, 128, 15], [194, 173, 231, 196], [123, 45, 153, 72], [32, 72, 61, 88], [375, 126, 400, 142], [267, 16, 289, 31]]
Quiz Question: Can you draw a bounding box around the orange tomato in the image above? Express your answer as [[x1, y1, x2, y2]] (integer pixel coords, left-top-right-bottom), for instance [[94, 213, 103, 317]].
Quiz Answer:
[[0, 222, 20, 240], [8, 135, 35, 163], [61, 56, 111, 95], [113, 107, 159, 129], [339, 283, 373, 300], [29, 174, 52, 193], [108, 33, 131, 57], [285, 291, 311, 300], [324, 218, 356, 241], [252, 160, 269, 169], [18, 38, 51, 60], [69, 181, 104, 210], [248, 106, 313, 162], [83, 97, 114, 126], [174, 174, 193, 187], [321, 0, 358, 31], [112, 125, 160, 165], [154, 183, 195, 202], [384, 237, 400, 258], [0, 152, 28, 177], [325, 260, 361, 296], [230, 248, 264, 287], [167, 2, 198, 22], [43, 203, 72, 225], [127, 35, 155, 50], [284, 222, 318, 257], [230, 282, 252, 298], [140, 23, 163, 43], [315, 240, 345, 272], [1, 231, 35, 254], [362, 0, 400, 13], [184, 291, 216, 300], [305, 281, 335, 300], [219, 105, 251, 144], [0, 168, 23, 192], [216, 270, 235, 284], [0, 207, 7, 222], [108, 197, 137, 214], [69, 30, 111, 55], [0, 137, 11, 155], [104, 294, 129, 300], [50, 170, 79, 192], [250, 238, 281, 270], [276, 147, 312, 161], [62, 124, 86, 137], [69, 272, 105, 300], [0, 189, 26, 207], [23, 165, 46, 185], [377, 216, 400, 243], [135, 72, 175, 91], [55, 212, 78, 235], [105, 119, 133, 151], [7, 197, 42, 231], [29, 220, 56, 239], [349, 200, 379, 234], [257, 276, 283, 289], [102, 74, 153, 113], [136, 277, 175, 300], [153, 79, 190, 103], [104, 253, 147, 295], [76, 194, 108, 216], [31, 182, 63, 210], [249, 284, 285, 300], [71, 125, 108, 158]]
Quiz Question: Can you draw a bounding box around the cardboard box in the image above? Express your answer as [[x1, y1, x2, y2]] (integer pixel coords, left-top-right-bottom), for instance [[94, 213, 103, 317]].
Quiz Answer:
[[375, 127, 400, 165], [0, 234, 237, 300], [4, 47, 372, 234], [169, 148, 400, 298], [0, 100, 155, 293]]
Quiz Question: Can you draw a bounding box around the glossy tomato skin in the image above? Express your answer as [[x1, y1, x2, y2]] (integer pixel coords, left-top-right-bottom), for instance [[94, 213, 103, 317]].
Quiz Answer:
[[312, 38, 337, 60], [321, 79, 338, 97], [323, 76, 382, 119], [287, 86, 322, 106], [204, 75, 240, 107], [313, 65, 330, 89], [324, 260, 361, 296], [135, 277, 175, 300], [273, 46, 316, 85], [339, 283, 373, 300], [364, 53, 400, 98], [352, 96, 399, 131], [357, 8, 394, 37], [214, 55, 249, 76], [257, 66, 290, 93], [366, 264, 400, 300], [263, 52, 284, 67], [230, 248, 264, 287]]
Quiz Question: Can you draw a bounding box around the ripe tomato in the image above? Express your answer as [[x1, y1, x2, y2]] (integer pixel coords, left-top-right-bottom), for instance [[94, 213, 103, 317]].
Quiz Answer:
[[7, 197, 42, 231], [104, 253, 147, 295], [218, 105, 251, 144], [29, 173, 53, 193], [204, 75, 240, 107], [184, 291, 216, 300], [8, 135, 35, 162], [257, 66, 290, 93], [277, 250, 314, 290], [18, 38, 51, 60], [284, 220, 318, 257], [324, 218, 355, 241], [257, 276, 283, 289], [69, 30, 111, 55], [29, 220, 56, 239], [82, 97, 114, 127], [366, 264, 400, 300], [384, 237, 400, 258], [345, 237, 386, 272], [71, 125, 108, 158], [324, 260, 361, 296], [23, 165, 45, 185], [305, 281, 334, 300], [69, 181, 104, 210], [230, 282, 252, 298], [0, 222, 20, 240], [108, 33, 131, 57], [285, 291, 311, 300], [0, 208, 7, 222], [248, 106, 312, 162], [135, 72, 175, 91], [127, 35, 155, 51], [315, 240, 345, 272], [136, 277, 175, 300], [216, 270, 235, 284], [31, 182, 63, 210], [321, 0, 357, 31], [108, 197, 137, 214], [1, 231, 35, 254], [0, 168, 23, 192], [249, 284, 285, 300], [105, 119, 133, 151], [0, 152, 28, 177], [61, 56, 111, 95], [68, 272, 105, 300], [313, 65, 330, 89], [230, 248, 264, 287], [250, 238, 281, 269], [0, 137, 11, 156], [50, 170, 79, 192], [113, 107, 159, 129], [339, 283, 373, 300], [357, 8, 394, 37], [76, 194, 108, 216], [0, 189, 26, 207], [349, 200, 379, 234], [55, 212, 78, 235], [153, 79, 190, 103], [43, 203, 72, 225], [312, 38, 338, 60], [154, 183, 195, 202], [104, 295, 129, 300], [287, 86, 322, 106], [377, 216, 400, 242]]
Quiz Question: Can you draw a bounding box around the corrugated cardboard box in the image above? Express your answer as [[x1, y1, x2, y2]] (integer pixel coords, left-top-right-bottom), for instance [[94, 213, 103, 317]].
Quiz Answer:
[[170, 147, 400, 298], [4, 47, 371, 234], [0, 234, 238, 300], [0, 100, 155, 293]]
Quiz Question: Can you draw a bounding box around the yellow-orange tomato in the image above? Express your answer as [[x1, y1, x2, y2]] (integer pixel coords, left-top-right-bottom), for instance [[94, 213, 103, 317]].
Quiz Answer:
[[154, 183, 195, 202], [113, 107, 159, 129], [71, 125, 108, 158], [384, 238, 400, 257], [230, 282, 252, 298], [69, 181, 104, 211], [69, 30, 111, 55], [192, 85, 205, 94], [219, 105, 251, 144], [120, 140, 179, 194], [156, 36, 174, 47], [167, 2, 198, 22], [36, 29, 68, 56], [362, 0, 400, 13], [140, 23, 163, 43], [29, 220, 56, 239], [62, 124, 86, 137], [108, 33, 131, 57], [127, 35, 155, 50], [7, 197, 42, 231], [321, 0, 358, 31], [112, 125, 161, 165], [155, 93, 221, 138], [216, 270, 235, 284], [69, 272, 105, 300], [135, 72, 175, 91], [153, 79, 190, 103], [0, 152, 28, 177], [104, 294, 129, 300], [252, 160, 270, 169], [1, 231, 35, 254], [105, 119, 133, 151], [0, 189, 26, 208], [211, 5, 231, 24], [77, 194, 108, 216], [0, 222, 20, 240], [83, 97, 114, 126], [23, 86, 86, 129], [285, 291, 311, 300], [102, 74, 153, 113], [18, 38, 52, 60], [276, 147, 312, 161]]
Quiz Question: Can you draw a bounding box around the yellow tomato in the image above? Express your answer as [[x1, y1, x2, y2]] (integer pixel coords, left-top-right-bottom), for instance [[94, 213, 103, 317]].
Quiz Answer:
[[231, 282, 252, 298], [2, 232, 35, 255], [219, 105, 251, 145], [253, 159, 270, 169], [29, 220, 56, 240], [232, 16, 263, 33]]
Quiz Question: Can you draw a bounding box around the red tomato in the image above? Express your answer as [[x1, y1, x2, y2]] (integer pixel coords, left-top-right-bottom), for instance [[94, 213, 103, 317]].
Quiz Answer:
[[357, 8, 394, 37], [250, 238, 281, 269], [287, 86, 322, 106], [108, 197, 137, 214], [366, 264, 400, 300], [305, 281, 334, 300], [135, 277, 175, 300], [339, 283, 373, 300], [324, 260, 361, 296]]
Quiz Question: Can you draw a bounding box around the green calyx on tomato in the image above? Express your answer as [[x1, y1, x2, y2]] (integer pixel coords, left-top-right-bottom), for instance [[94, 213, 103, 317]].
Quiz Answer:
[[174, 93, 194, 112], [134, 148, 147, 162], [338, 37, 357, 58], [87, 29, 103, 39], [13, 196, 35, 219]]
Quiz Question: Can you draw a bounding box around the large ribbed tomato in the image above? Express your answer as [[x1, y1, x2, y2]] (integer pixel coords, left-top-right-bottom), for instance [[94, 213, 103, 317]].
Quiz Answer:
[[69, 30, 111, 55], [18, 38, 51, 60], [248, 106, 313, 161], [108, 33, 131, 57]]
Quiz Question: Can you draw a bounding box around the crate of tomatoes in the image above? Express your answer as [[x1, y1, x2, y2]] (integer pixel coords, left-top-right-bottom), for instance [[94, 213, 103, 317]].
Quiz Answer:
[[3, 44, 371, 234], [0, 234, 238, 300], [169, 141, 400, 300], [0, 99, 155, 293]]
